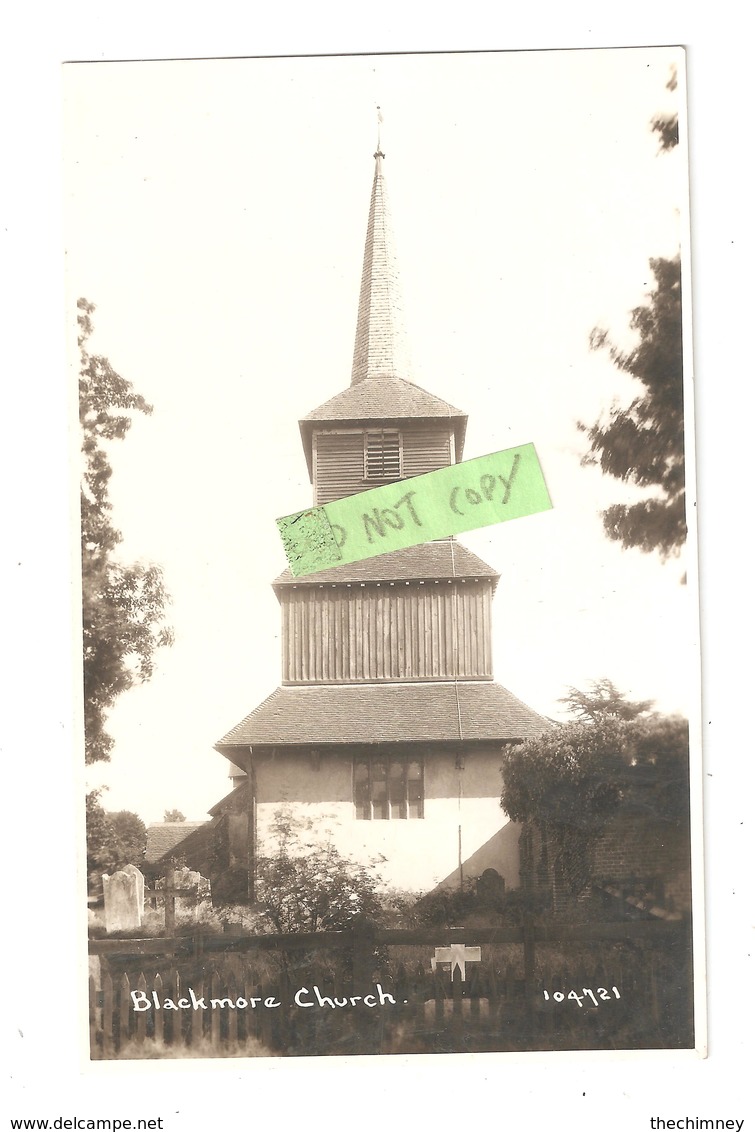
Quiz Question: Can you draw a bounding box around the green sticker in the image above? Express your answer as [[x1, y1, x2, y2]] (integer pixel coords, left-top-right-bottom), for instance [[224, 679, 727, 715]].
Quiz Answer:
[[276, 507, 343, 575], [277, 443, 552, 577]]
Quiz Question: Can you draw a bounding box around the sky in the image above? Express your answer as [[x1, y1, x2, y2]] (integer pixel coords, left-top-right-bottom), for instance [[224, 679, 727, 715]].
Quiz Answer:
[[62, 47, 695, 824]]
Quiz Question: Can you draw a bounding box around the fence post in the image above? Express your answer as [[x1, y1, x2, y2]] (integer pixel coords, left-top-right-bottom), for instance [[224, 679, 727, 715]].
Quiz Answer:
[[89, 975, 99, 1059], [523, 915, 535, 1028], [350, 914, 378, 993], [164, 865, 176, 936]]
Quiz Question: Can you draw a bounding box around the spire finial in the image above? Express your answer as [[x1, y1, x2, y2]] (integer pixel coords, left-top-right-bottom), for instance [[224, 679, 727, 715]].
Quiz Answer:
[[375, 105, 385, 160]]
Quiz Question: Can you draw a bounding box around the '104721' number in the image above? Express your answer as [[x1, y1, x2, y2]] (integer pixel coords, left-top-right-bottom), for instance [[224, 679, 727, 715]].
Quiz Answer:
[[543, 987, 621, 1007]]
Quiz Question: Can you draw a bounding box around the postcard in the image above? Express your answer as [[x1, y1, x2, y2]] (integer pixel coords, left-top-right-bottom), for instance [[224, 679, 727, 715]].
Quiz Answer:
[[64, 46, 703, 1061]]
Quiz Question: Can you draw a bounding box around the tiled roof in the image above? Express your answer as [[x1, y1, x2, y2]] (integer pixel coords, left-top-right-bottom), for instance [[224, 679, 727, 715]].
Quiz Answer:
[[216, 682, 547, 748], [273, 540, 499, 587], [350, 150, 412, 386], [144, 822, 211, 864], [208, 782, 249, 817], [302, 375, 465, 424]]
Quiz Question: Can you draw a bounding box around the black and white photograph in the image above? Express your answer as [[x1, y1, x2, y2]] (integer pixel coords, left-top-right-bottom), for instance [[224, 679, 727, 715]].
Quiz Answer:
[[64, 47, 702, 1062]]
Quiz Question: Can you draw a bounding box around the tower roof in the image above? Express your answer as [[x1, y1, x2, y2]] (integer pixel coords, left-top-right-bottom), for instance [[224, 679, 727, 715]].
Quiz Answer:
[[302, 375, 465, 424], [216, 682, 547, 750], [272, 540, 499, 589]]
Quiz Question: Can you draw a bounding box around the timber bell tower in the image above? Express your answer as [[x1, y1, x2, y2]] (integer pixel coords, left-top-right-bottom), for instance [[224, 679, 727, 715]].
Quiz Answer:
[[213, 143, 545, 897]]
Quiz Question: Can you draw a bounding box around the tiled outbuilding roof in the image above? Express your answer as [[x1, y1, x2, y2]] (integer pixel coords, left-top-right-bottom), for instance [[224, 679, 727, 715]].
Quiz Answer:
[[273, 540, 499, 588], [144, 822, 211, 864], [216, 682, 547, 750]]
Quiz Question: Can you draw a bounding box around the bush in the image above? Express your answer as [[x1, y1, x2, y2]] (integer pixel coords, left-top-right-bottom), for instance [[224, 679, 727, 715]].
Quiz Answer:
[[253, 807, 386, 933]]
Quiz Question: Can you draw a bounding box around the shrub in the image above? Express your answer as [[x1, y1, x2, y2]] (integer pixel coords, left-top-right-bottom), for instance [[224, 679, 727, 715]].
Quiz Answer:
[[253, 807, 386, 934]]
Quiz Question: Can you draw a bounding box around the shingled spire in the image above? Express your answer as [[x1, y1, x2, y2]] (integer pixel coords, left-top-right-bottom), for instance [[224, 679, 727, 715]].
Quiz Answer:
[[350, 144, 412, 385]]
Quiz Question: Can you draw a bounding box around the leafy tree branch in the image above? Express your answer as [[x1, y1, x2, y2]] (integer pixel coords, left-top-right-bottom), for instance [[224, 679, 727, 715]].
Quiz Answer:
[[583, 255, 685, 558], [582, 73, 685, 559], [79, 299, 174, 763]]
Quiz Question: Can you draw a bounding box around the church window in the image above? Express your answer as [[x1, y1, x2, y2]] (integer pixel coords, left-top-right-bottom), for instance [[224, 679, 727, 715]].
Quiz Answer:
[[364, 430, 402, 480], [354, 755, 423, 819]]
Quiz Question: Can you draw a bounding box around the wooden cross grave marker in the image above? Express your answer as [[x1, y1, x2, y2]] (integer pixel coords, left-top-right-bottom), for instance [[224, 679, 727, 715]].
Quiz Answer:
[[431, 943, 482, 982], [144, 867, 200, 935]]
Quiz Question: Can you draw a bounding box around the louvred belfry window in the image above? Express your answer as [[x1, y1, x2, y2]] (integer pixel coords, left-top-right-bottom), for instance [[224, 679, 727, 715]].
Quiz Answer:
[[354, 755, 423, 820], [364, 430, 402, 480]]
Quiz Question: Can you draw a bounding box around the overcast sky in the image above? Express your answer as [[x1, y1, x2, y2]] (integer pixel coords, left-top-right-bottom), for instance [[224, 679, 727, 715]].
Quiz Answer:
[[63, 47, 694, 823]]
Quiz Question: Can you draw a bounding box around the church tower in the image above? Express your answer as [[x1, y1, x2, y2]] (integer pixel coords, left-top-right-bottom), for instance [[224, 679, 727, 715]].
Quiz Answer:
[[212, 144, 545, 899]]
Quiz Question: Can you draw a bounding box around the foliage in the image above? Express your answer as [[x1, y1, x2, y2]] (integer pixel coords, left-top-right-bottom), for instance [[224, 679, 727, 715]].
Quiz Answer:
[[86, 789, 147, 889], [79, 298, 174, 763], [559, 678, 654, 723], [85, 790, 113, 888], [163, 809, 186, 822], [502, 719, 629, 833], [583, 73, 684, 559], [620, 712, 690, 824], [584, 255, 685, 558], [651, 113, 679, 153], [410, 883, 549, 930], [501, 711, 689, 894], [651, 64, 679, 153], [411, 883, 480, 928], [254, 808, 386, 933], [108, 810, 148, 862]]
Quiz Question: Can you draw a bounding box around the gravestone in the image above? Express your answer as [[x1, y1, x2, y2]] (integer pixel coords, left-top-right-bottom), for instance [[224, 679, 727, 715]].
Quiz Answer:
[[122, 863, 145, 918], [102, 865, 144, 932], [477, 867, 506, 909]]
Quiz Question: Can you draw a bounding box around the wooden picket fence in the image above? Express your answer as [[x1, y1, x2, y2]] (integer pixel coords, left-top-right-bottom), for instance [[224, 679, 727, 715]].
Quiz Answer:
[[89, 918, 693, 1058], [90, 960, 505, 1058]]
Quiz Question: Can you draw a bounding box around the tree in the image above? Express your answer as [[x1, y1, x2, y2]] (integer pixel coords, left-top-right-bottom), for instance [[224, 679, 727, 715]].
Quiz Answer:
[[254, 808, 385, 933], [502, 719, 628, 863], [79, 299, 174, 763], [164, 809, 186, 822], [582, 76, 685, 559], [584, 255, 685, 558], [501, 708, 689, 896], [558, 678, 654, 723], [108, 810, 148, 864], [86, 789, 113, 888], [86, 789, 147, 889]]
